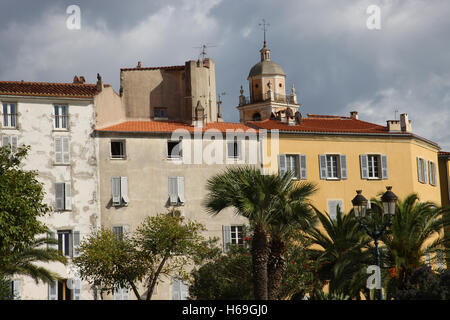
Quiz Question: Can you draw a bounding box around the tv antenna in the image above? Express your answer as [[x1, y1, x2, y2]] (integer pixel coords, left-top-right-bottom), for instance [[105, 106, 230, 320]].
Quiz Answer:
[[394, 109, 399, 120], [193, 44, 217, 60]]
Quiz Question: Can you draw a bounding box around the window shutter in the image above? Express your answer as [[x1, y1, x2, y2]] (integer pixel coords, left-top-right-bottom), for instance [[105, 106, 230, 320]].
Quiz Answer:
[[180, 281, 189, 300], [319, 155, 327, 179], [65, 183, 72, 211], [222, 225, 232, 253], [278, 154, 287, 176], [73, 278, 81, 300], [340, 155, 347, 180], [360, 155, 368, 179], [417, 158, 423, 183], [328, 200, 342, 221], [13, 280, 20, 300], [177, 176, 185, 203], [62, 137, 70, 164], [227, 141, 234, 158], [73, 231, 80, 257], [122, 287, 129, 300], [2, 135, 10, 147], [431, 162, 437, 185], [299, 155, 307, 180], [120, 177, 129, 204], [55, 183, 65, 211], [11, 136, 18, 153], [172, 278, 181, 300], [55, 137, 63, 164], [47, 231, 57, 250], [381, 155, 388, 179], [111, 177, 121, 205], [169, 177, 178, 204], [237, 141, 243, 161], [114, 288, 122, 300], [423, 159, 428, 184], [48, 280, 57, 300]]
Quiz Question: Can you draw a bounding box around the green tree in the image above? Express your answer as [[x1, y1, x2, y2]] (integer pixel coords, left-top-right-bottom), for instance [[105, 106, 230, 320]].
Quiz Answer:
[[74, 213, 218, 300], [0, 145, 67, 294], [305, 207, 372, 299], [204, 166, 288, 300]]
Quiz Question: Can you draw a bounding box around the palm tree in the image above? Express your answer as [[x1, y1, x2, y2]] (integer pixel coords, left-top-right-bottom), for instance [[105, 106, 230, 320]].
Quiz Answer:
[[1, 235, 67, 286], [204, 166, 284, 300], [267, 173, 317, 299], [371, 194, 450, 299], [304, 206, 372, 299]]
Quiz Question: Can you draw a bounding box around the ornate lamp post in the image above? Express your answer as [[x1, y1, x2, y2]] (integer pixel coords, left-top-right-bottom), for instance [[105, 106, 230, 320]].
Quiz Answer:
[[351, 187, 398, 300]]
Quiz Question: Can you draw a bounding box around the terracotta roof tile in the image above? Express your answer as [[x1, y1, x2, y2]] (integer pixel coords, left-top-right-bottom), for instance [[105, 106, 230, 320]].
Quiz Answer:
[[439, 151, 450, 156], [0, 81, 99, 98], [97, 121, 256, 133]]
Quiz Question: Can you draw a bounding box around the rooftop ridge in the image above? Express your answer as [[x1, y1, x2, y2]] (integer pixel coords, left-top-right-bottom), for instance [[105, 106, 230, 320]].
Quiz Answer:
[[120, 65, 185, 72], [0, 80, 97, 86]]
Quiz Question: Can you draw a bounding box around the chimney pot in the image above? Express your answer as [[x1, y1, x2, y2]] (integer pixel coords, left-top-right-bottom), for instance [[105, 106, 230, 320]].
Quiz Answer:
[[137, 61, 142, 68], [350, 111, 359, 119]]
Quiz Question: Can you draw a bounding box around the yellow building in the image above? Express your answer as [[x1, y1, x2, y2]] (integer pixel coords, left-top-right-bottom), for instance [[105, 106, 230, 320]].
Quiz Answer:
[[239, 42, 443, 216]]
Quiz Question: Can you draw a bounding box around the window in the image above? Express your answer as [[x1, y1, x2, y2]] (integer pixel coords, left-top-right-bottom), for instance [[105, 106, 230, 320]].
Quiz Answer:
[[227, 140, 241, 159], [111, 140, 126, 159], [172, 277, 189, 300], [319, 154, 347, 180], [111, 177, 129, 206], [360, 154, 388, 180], [154, 108, 167, 119], [114, 287, 130, 300], [55, 182, 72, 211], [168, 176, 185, 205], [2, 135, 18, 153], [428, 160, 437, 186], [54, 105, 68, 129], [167, 140, 182, 159], [2, 103, 17, 128], [222, 225, 245, 253], [10, 280, 20, 300], [57, 230, 73, 257], [113, 226, 123, 239], [54, 137, 70, 164], [279, 154, 307, 180], [327, 200, 343, 220], [48, 279, 81, 300]]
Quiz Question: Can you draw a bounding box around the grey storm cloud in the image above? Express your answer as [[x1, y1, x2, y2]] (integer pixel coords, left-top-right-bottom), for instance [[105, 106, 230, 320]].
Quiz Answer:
[[0, 0, 449, 150]]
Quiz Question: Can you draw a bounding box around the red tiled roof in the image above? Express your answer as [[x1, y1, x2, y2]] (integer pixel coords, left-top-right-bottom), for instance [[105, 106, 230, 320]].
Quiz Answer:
[[97, 121, 256, 133], [439, 151, 450, 156], [120, 65, 185, 72], [246, 117, 391, 134], [0, 81, 99, 98]]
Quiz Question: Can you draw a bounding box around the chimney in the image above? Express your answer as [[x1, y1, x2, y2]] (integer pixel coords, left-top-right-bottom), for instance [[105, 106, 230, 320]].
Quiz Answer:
[[350, 111, 359, 119], [400, 113, 412, 132], [137, 61, 142, 68], [96, 73, 104, 92]]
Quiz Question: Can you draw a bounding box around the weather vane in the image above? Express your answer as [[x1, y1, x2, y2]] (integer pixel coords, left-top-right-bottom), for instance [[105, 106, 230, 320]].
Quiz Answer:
[[259, 19, 270, 46]]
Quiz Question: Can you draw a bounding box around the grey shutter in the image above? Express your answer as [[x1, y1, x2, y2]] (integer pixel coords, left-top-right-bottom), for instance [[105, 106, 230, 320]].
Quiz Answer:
[[431, 161, 437, 185], [360, 155, 368, 179], [114, 288, 122, 300], [65, 183, 72, 211], [73, 278, 81, 300], [319, 155, 327, 179], [13, 280, 20, 300], [237, 140, 243, 161], [11, 136, 18, 153], [340, 155, 347, 180], [48, 280, 57, 300], [222, 225, 232, 253], [177, 176, 185, 203], [172, 278, 181, 300], [55, 183, 65, 211], [381, 155, 388, 179], [423, 159, 428, 184], [73, 231, 80, 257], [278, 154, 287, 176], [2, 135, 10, 147], [299, 155, 307, 180], [62, 137, 70, 164], [120, 177, 129, 204], [112, 177, 121, 205], [227, 141, 234, 158], [180, 281, 188, 300], [417, 158, 423, 183], [122, 287, 129, 300], [169, 177, 178, 204], [55, 137, 63, 164], [47, 231, 57, 250], [328, 200, 342, 221]]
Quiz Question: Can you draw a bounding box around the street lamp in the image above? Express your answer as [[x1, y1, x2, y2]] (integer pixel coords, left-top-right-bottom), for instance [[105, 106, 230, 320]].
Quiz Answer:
[[352, 187, 398, 300]]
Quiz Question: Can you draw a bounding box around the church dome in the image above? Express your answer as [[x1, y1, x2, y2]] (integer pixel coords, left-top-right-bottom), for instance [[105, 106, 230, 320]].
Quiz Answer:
[[248, 60, 286, 78]]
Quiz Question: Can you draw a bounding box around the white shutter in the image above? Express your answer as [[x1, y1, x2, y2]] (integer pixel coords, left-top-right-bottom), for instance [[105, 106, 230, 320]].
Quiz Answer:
[[48, 280, 57, 300], [55, 137, 63, 164], [328, 200, 342, 221], [360, 155, 368, 179], [62, 137, 70, 164], [340, 155, 347, 180], [431, 161, 437, 185], [11, 136, 18, 153], [172, 278, 181, 300], [169, 177, 178, 204], [180, 281, 189, 300], [227, 141, 234, 158], [222, 225, 232, 253], [278, 154, 287, 176], [237, 140, 243, 161], [319, 155, 327, 179], [381, 155, 388, 179], [65, 182, 72, 211], [2, 135, 10, 147], [120, 177, 129, 204], [423, 159, 428, 184], [73, 278, 81, 300], [55, 183, 65, 211], [123, 225, 130, 235], [47, 231, 57, 250], [73, 231, 80, 257], [299, 155, 307, 180], [122, 287, 130, 300], [112, 177, 121, 205], [114, 288, 122, 300], [13, 280, 20, 300], [177, 176, 185, 203]]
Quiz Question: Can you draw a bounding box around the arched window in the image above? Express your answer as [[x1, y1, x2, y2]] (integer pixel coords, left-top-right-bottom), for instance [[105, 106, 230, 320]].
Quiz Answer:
[[252, 112, 262, 121]]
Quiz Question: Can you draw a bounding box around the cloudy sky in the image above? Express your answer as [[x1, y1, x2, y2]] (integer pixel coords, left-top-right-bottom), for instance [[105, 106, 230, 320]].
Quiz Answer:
[[1, 0, 449, 150]]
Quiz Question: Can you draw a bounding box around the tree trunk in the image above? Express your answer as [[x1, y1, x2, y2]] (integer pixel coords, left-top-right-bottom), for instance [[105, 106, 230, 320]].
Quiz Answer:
[[267, 236, 286, 300], [251, 226, 269, 300]]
